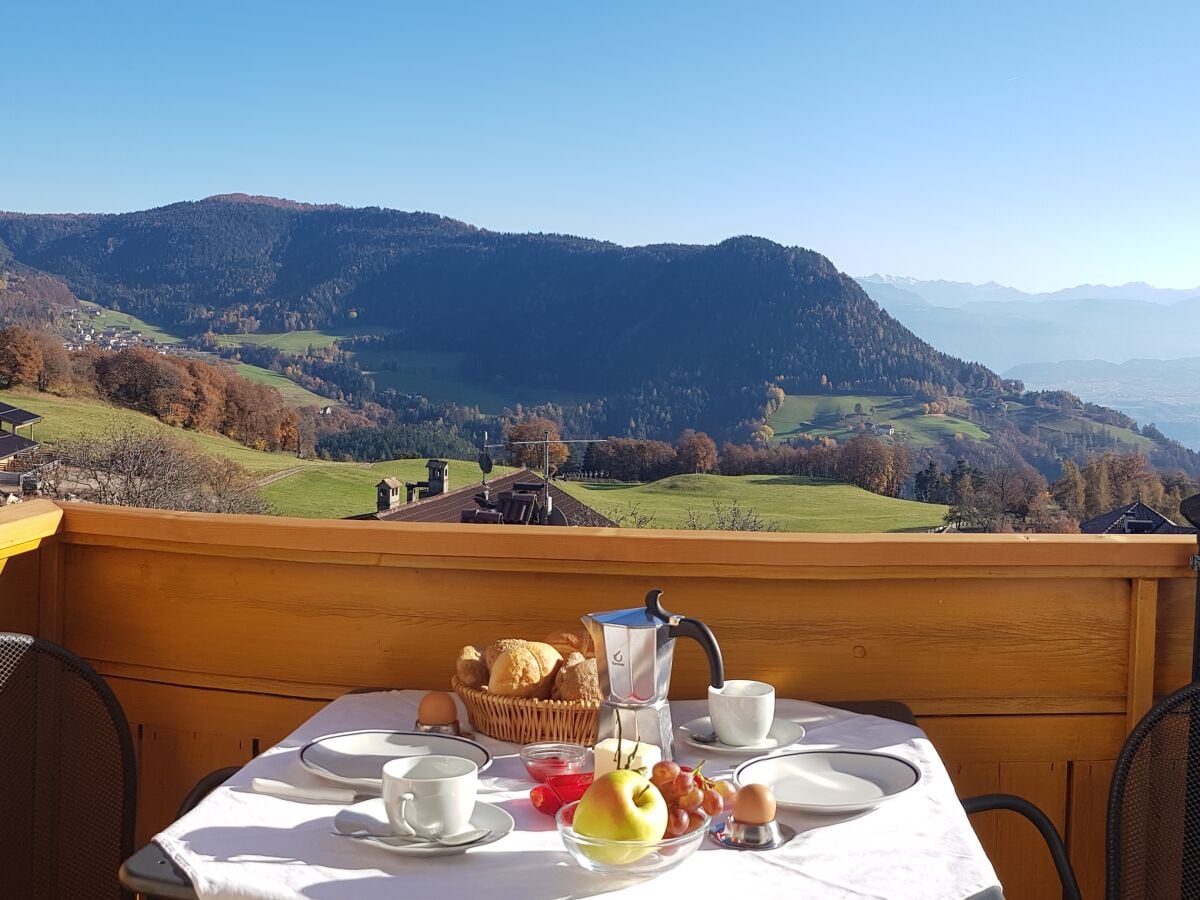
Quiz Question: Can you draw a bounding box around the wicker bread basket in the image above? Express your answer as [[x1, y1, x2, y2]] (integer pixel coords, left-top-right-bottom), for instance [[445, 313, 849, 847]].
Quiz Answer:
[[452, 676, 600, 745]]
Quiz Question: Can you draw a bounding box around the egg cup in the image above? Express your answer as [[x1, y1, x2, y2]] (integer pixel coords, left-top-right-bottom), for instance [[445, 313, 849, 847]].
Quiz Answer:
[[415, 720, 464, 736], [708, 817, 796, 851]]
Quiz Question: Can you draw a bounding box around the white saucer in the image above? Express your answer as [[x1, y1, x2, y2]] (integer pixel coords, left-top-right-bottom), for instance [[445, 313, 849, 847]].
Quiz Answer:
[[678, 716, 805, 755], [333, 798, 514, 856]]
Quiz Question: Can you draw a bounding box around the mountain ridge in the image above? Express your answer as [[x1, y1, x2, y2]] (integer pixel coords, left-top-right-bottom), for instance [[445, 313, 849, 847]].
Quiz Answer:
[[0, 196, 999, 439]]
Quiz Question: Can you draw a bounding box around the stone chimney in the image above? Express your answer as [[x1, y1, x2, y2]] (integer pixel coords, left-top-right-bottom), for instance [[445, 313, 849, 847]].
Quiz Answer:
[[426, 460, 449, 496], [376, 478, 402, 512]]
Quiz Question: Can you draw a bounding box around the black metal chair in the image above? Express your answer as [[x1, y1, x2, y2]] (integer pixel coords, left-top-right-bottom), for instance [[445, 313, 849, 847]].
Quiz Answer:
[[964, 493, 1200, 899], [0, 632, 137, 899]]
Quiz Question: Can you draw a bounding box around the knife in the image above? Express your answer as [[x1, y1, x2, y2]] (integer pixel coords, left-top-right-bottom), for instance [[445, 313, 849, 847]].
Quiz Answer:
[[250, 777, 378, 803]]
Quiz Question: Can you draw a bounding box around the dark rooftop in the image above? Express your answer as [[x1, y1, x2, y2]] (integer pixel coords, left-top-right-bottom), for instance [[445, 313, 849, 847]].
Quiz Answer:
[[350, 468, 614, 527], [0, 433, 38, 462], [1079, 501, 1196, 535], [0, 402, 42, 428]]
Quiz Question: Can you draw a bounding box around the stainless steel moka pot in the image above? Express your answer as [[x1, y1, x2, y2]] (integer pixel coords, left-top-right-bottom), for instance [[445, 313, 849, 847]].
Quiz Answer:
[[583, 589, 724, 760]]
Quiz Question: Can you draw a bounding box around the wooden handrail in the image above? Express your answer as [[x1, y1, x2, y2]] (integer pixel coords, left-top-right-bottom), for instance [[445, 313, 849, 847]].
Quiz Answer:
[[54, 501, 1197, 577], [0, 499, 62, 560]]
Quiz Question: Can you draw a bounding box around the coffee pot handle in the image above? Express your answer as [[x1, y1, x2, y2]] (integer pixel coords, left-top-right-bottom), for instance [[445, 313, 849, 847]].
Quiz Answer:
[[646, 589, 725, 688], [670, 617, 725, 689]]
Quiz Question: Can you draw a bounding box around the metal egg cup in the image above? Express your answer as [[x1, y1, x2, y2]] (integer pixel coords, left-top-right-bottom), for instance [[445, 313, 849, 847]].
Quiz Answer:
[[415, 720, 464, 736], [709, 816, 796, 851]]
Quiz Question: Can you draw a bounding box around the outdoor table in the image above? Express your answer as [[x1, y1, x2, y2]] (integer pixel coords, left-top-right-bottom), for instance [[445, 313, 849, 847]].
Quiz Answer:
[[121, 692, 1002, 900]]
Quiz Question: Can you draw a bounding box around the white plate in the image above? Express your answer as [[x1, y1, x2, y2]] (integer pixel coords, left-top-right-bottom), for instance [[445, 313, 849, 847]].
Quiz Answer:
[[300, 730, 492, 789], [735, 750, 920, 814], [334, 799, 514, 857], [678, 716, 805, 755]]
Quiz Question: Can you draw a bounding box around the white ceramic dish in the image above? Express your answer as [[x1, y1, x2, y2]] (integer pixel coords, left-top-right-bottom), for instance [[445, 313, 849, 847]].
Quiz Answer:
[[734, 750, 920, 814], [334, 798, 513, 857], [678, 715, 805, 755], [300, 730, 492, 789]]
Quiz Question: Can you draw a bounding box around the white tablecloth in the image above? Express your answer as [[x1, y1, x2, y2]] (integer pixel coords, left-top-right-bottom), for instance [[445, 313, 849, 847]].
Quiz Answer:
[[156, 691, 1002, 900]]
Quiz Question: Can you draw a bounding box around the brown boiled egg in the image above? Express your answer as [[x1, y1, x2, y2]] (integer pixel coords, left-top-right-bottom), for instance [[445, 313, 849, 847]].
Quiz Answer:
[[732, 783, 777, 826], [417, 691, 458, 726]]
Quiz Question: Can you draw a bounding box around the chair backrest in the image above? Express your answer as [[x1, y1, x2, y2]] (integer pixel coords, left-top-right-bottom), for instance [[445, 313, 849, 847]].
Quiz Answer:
[[0, 632, 136, 899], [1107, 680, 1200, 899]]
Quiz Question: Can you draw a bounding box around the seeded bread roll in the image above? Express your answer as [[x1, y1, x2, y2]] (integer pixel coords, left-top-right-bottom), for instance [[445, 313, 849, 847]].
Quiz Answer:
[[543, 630, 594, 660], [455, 645, 489, 689], [485, 638, 528, 670], [488, 641, 563, 699]]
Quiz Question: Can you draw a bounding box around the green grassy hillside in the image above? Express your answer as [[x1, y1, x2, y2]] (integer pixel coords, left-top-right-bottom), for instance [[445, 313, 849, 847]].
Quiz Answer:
[[261, 460, 516, 518], [5, 389, 506, 517], [3, 389, 325, 475], [4, 390, 941, 530], [768, 394, 989, 448], [558, 474, 947, 532], [230, 362, 333, 408], [78, 302, 181, 343], [1009, 406, 1154, 452]]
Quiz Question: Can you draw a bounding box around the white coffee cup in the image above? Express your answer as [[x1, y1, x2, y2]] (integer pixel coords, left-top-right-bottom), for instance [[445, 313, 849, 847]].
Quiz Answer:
[[708, 680, 776, 746], [382, 754, 478, 838]]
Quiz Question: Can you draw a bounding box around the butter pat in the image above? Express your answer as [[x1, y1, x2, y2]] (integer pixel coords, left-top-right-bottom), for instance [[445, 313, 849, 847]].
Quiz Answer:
[[593, 739, 663, 779]]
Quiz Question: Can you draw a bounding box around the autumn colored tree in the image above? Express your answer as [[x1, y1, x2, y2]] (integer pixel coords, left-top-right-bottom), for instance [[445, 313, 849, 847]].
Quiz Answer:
[[591, 438, 677, 481], [1027, 491, 1079, 533], [884, 443, 913, 497], [30, 330, 71, 391], [506, 418, 569, 474], [1051, 459, 1086, 519], [0, 325, 45, 387], [676, 429, 717, 473], [1083, 454, 1113, 518], [837, 435, 893, 495]]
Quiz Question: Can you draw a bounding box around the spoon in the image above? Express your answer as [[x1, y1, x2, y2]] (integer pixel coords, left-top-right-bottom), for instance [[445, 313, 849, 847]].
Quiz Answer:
[[337, 828, 492, 847], [690, 729, 720, 744]]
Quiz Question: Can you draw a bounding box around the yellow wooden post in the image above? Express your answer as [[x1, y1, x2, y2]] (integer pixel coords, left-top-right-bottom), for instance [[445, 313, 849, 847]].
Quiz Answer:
[[1127, 577, 1159, 732]]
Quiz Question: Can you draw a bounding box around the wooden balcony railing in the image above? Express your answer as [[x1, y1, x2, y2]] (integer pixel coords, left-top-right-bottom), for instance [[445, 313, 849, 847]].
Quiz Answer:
[[1, 498, 1196, 899]]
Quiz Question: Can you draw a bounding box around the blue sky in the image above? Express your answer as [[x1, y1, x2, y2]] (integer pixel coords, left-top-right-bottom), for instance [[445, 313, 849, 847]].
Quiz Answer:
[[3, 1, 1197, 291]]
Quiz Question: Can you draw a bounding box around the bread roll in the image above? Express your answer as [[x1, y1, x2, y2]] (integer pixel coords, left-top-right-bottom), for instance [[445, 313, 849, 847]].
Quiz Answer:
[[455, 645, 489, 689], [488, 641, 563, 699], [543, 630, 594, 660], [553, 654, 602, 703], [485, 638, 527, 670]]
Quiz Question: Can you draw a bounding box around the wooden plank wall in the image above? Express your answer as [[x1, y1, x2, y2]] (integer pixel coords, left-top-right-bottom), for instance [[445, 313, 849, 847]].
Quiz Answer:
[[0, 500, 1195, 899]]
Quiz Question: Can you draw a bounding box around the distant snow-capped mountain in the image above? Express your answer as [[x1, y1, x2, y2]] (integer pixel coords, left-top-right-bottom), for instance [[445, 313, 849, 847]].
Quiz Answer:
[[857, 274, 1200, 308]]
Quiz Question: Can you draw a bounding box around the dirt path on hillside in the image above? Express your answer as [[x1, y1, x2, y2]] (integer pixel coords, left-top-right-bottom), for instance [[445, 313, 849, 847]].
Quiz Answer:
[[256, 466, 309, 486], [255, 461, 371, 487]]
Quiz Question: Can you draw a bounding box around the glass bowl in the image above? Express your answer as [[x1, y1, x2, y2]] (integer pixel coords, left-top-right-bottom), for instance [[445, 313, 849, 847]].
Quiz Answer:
[[519, 742, 589, 782], [555, 801, 710, 876]]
